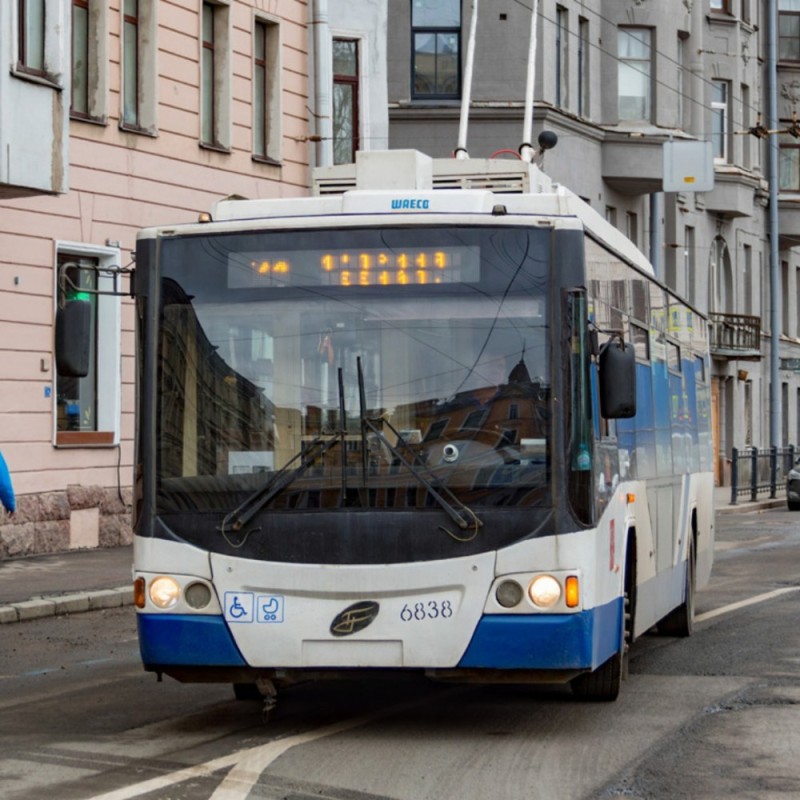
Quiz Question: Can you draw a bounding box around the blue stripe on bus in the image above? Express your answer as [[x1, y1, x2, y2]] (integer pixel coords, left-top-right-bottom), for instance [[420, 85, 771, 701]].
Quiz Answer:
[[137, 614, 246, 667], [457, 597, 623, 670]]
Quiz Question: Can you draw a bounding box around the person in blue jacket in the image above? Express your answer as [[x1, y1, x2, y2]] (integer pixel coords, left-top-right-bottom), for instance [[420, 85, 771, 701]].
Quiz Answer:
[[0, 450, 15, 513]]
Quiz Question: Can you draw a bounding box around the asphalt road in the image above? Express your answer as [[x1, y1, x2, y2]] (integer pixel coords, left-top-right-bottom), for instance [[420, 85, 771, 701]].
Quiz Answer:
[[0, 508, 798, 800]]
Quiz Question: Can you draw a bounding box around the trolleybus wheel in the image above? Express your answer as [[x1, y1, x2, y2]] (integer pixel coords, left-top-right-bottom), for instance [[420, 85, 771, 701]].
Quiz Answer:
[[571, 543, 634, 703], [570, 590, 628, 702]]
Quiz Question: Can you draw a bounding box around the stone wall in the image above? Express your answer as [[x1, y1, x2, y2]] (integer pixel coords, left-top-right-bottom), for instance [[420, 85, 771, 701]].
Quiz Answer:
[[0, 485, 133, 559]]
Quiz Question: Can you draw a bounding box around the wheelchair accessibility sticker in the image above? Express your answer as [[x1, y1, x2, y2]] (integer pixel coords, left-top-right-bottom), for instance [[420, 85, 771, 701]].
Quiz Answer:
[[224, 592, 254, 623], [224, 592, 285, 623]]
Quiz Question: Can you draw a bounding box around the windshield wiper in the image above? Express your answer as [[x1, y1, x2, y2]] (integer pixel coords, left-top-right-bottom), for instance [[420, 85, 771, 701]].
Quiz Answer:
[[356, 357, 482, 541], [220, 368, 352, 535], [219, 433, 342, 534]]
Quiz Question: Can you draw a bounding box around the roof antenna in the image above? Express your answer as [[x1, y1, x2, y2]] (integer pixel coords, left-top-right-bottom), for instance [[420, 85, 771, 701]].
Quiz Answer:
[[455, 0, 480, 160], [519, 0, 540, 163]]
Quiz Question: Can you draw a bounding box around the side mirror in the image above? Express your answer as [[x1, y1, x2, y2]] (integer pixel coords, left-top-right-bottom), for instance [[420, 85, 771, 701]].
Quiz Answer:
[[599, 338, 636, 419], [55, 300, 91, 377]]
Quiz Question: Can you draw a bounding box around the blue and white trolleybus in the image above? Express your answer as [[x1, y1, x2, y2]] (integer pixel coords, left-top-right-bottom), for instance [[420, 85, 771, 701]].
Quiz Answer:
[[123, 149, 713, 703]]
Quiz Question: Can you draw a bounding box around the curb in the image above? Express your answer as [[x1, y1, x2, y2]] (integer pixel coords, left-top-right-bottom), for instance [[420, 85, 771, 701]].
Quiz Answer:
[[716, 498, 787, 515], [0, 586, 133, 625]]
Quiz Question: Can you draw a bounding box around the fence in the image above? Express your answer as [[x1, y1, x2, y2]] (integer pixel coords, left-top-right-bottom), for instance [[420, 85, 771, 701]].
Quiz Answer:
[[729, 445, 796, 505]]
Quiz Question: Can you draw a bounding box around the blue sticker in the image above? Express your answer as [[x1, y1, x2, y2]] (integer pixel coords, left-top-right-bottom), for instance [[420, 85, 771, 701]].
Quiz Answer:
[[224, 592, 255, 623], [257, 595, 285, 623]]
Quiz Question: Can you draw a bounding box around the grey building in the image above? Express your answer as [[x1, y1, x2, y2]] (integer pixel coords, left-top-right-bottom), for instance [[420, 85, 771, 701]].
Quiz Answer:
[[382, 0, 800, 486]]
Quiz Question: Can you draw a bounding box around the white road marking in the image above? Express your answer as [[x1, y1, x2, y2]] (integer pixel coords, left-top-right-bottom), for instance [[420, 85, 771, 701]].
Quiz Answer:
[[695, 587, 800, 623], [86, 687, 465, 800]]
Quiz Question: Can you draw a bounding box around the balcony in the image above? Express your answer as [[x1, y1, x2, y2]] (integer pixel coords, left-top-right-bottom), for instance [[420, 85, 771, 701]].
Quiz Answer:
[[601, 131, 664, 195], [709, 313, 762, 360], [0, 4, 70, 197], [704, 171, 759, 219]]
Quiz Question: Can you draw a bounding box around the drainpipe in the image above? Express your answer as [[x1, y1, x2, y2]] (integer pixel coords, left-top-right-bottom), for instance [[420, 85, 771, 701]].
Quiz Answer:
[[649, 192, 663, 281], [768, 0, 781, 446], [312, 0, 333, 167]]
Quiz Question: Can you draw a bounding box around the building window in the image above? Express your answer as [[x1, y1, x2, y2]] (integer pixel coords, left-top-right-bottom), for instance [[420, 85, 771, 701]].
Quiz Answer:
[[201, 1, 231, 150], [55, 246, 122, 447], [743, 243, 752, 315], [618, 28, 651, 121], [711, 80, 730, 162], [626, 212, 638, 247], [121, 0, 157, 133], [201, 3, 216, 144], [796, 265, 800, 337], [779, 0, 800, 60], [71, 0, 108, 121], [780, 129, 800, 190], [72, 0, 89, 115], [782, 260, 790, 334], [741, 84, 751, 169], [677, 35, 685, 129], [556, 6, 568, 109], [412, 0, 460, 99], [578, 17, 589, 117], [708, 236, 732, 314], [122, 0, 139, 126], [684, 226, 695, 304], [710, 0, 730, 12], [253, 18, 280, 162], [18, 0, 46, 74], [333, 39, 360, 164], [745, 382, 752, 447]]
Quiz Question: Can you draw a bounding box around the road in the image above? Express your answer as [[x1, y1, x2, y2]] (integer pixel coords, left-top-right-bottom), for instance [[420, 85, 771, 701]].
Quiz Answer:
[[1, 508, 799, 800]]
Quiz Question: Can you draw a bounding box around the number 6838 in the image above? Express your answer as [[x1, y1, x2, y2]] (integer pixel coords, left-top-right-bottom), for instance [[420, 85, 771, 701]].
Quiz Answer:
[[399, 599, 454, 622]]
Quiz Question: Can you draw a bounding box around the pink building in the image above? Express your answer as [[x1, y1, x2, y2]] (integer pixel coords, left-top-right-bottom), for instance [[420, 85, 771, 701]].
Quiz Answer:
[[0, 0, 312, 555]]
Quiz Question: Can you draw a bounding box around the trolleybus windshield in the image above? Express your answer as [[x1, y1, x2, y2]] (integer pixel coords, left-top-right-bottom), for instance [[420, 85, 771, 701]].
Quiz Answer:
[[155, 225, 553, 517]]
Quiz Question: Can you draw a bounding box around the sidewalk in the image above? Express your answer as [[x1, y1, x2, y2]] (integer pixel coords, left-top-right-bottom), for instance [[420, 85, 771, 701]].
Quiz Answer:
[[0, 489, 788, 625], [0, 545, 133, 624], [714, 485, 787, 515]]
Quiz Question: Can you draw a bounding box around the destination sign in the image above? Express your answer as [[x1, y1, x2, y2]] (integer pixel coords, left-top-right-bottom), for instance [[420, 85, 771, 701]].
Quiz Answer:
[[228, 245, 481, 288]]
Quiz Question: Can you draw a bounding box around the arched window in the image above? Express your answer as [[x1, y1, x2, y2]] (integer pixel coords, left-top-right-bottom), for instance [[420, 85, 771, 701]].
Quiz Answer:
[[708, 235, 733, 314]]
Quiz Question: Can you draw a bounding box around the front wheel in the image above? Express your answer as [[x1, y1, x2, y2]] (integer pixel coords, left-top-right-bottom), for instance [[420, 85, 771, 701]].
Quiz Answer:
[[570, 648, 622, 702], [571, 590, 630, 702]]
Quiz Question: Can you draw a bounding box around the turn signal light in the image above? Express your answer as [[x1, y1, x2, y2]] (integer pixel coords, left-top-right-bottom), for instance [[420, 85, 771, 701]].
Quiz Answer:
[[565, 575, 580, 608], [133, 576, 146, 609]]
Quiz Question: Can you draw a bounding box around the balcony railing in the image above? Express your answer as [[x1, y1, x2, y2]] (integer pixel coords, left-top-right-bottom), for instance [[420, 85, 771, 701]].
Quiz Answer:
[[709, 312, 762, 359]]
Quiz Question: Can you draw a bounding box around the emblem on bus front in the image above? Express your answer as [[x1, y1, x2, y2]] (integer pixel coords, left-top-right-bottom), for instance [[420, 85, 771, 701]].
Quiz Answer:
[[330, 601, 380, 637]]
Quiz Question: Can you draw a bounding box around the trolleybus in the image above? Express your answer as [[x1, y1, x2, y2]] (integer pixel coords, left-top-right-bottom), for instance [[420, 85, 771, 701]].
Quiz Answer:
[[77, 149, 713, 703]]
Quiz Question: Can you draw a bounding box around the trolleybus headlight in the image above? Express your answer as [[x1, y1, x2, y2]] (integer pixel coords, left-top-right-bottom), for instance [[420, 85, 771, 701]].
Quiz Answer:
[[528, 575, 561, 608], [184, 581, 213, 609], [149, 576, 181, 609], [495, 580, 524, 608]]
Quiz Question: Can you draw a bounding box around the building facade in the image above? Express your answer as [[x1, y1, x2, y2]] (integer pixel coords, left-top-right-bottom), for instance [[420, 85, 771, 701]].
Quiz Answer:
[[0, 0, 319, 556], [387, 0, 800, 486]]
